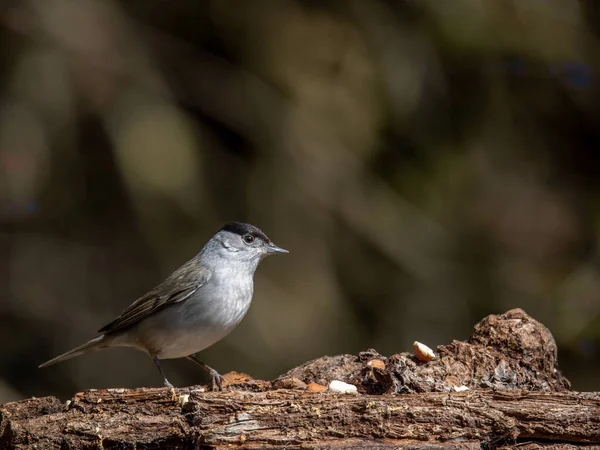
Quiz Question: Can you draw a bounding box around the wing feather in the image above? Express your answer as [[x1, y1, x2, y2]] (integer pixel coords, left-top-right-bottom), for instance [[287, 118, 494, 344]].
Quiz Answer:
[[98, 258, 211, 334]]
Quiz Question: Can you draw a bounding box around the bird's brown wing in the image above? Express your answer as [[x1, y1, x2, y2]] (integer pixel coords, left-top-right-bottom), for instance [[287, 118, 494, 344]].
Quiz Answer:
[[98, 258, 212, 335]]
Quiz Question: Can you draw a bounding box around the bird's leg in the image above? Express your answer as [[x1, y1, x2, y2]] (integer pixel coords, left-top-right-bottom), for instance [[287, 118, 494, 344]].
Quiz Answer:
[[153, 356, 174, 389], [186, 354, 225, 391]]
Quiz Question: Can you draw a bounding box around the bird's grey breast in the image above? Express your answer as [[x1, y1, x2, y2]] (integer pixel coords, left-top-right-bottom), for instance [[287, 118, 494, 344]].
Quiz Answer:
[[189, 267, 255, 329]]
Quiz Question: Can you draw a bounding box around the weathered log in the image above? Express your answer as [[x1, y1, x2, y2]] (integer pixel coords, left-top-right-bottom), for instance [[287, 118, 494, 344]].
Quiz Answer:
[[1, 388, 599, 449], [1, 309, 598, 449], [274, 308, 571, 394]]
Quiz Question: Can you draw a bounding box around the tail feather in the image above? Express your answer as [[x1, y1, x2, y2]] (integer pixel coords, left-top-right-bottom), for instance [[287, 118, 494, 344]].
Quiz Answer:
[[39, 335, 107, 368]]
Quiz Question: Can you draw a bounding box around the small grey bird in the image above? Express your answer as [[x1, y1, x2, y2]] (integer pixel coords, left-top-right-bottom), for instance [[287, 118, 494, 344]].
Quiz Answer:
[[39, 222, 288, 390]]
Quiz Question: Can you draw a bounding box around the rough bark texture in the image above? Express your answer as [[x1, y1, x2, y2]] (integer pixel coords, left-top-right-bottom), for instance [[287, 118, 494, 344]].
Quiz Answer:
[[2, 388, 599, 449], [1, 309, 598, 449], [274, 308, 570, 394]]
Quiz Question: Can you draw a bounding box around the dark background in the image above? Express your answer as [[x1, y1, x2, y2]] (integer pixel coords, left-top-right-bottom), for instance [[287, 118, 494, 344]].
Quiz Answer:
[[1, 0, 599, 402]]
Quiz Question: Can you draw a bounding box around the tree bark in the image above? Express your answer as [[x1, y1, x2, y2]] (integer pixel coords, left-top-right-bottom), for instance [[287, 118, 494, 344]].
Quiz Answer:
[[2, 309, 598, 449], [1, 387, 599, 449]]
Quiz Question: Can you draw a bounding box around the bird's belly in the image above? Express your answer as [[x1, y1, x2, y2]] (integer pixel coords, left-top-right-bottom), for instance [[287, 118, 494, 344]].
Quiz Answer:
[[151, 327, 231, 359], [128, 286, 252, 359]]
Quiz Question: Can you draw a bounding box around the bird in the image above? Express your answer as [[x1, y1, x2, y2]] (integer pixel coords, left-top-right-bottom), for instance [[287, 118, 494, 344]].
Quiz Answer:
[[39, 222, 288, 390]]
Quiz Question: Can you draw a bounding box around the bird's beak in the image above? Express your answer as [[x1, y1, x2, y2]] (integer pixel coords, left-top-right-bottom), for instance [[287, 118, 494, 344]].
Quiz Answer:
[[266, 243, 289, 254]]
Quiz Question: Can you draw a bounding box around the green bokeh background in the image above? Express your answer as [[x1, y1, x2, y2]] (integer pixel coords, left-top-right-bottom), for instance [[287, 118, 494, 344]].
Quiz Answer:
[[1, 0, 599, 402]]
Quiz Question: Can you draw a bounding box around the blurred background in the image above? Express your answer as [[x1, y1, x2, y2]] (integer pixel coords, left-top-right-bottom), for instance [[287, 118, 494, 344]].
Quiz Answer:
[[1, 0, 599, 402]]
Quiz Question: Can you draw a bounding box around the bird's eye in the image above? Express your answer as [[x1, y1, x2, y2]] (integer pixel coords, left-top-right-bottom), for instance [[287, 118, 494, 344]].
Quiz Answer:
[[242, 234, 255, 244]]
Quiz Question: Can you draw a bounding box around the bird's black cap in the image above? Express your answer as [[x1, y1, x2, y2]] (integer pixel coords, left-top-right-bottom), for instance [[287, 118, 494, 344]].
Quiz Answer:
[[220, 222, 271, 242]]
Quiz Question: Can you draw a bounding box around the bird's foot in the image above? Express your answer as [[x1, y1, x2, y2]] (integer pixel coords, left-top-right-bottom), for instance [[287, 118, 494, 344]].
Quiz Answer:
[[208, 368, 225, 391], [185, 354, 225, 391], [162, 379, 177, 400]]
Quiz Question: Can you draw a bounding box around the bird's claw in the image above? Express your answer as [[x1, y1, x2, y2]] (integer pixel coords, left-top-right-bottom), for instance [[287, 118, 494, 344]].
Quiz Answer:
[[163, 380, 177, 400], [208, 369, 225, 391]]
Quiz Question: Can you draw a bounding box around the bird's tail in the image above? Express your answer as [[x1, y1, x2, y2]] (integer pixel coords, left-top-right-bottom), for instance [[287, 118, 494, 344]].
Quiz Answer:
[[39, 335, 107, 368]]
